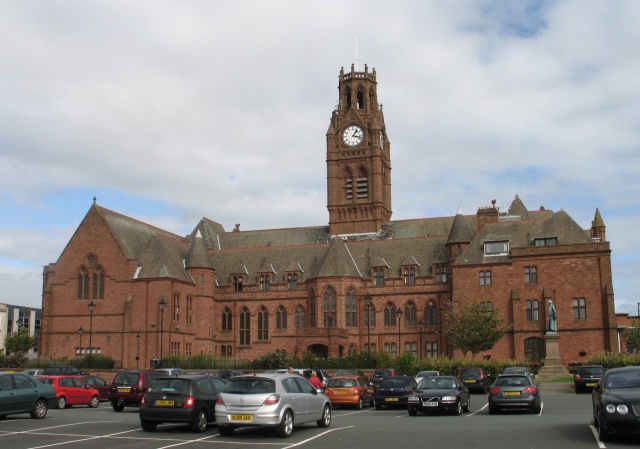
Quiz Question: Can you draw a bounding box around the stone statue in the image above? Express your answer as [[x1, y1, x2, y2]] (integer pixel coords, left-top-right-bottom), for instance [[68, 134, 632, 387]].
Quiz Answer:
[[547, 300, 557, 333]]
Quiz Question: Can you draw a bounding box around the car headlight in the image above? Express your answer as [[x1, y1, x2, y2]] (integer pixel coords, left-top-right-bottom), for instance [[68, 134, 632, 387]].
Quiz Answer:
[[606, 404, 616, 413], [408, 396, 419, 402], [606, 404, 629, 414], [441, 396, 456, 402]]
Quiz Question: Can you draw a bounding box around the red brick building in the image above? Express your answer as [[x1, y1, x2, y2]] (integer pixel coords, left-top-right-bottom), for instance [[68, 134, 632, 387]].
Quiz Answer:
[[40, 65, 617, 369]]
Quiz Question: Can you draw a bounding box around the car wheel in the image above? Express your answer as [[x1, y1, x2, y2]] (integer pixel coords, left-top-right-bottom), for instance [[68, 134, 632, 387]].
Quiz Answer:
[[0, 415, 7, 420], [375, 401, 382, 410], [532, 400, 541, 414], [141, 421, 157, 431], [317, 404, 331, 428], [370, 395, 375, 407], [489, 405, 498, 415], [356, 397, 363, 410], [454, 400, 462, 415], [57, 396, 66, 409], [408, 407, 418, 416], [89, 395, 100, 408], [219, 425, 235, 436], [463, 397, 470, 412], [191, 409, 208, 433], [276, 409, 294, 437], [597, 410, 610, 442], [30, 399, 48, 419], [112, 402, 125, 412]]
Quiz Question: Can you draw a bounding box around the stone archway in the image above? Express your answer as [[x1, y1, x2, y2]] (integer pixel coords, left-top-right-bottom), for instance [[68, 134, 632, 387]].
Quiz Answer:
[[307, 344, 328, 359]]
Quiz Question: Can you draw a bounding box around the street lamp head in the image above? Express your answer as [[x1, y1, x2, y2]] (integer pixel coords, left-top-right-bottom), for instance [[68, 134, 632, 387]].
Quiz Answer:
[[87, 300, 96, 313], [136, 333, 141, 342], [78, 326, 84, 335], [418, 319, 424, 330], [396, 309, 403, 318], [364, 294, 372, 307], [158, 297, 167, 310]]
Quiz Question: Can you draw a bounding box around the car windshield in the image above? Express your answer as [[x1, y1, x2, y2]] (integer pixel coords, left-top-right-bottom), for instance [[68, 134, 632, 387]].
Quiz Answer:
[[580, 367, 603, 376], [147, 379, 189, 394], [328, 379, 356, 388], [380, 378, 410, 387], [495, 376, 530, 387], [224, 378, 275, 394], [605, 372, 640, 389], [419, 377, 456, 389]]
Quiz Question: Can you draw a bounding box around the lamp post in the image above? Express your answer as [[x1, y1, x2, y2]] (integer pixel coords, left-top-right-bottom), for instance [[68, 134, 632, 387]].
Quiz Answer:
[[87, 300, 96, 368], [396, 309, 403, 358], [418, 319, 424, 359], [158, 297, 167, 368], [135, 333, 141, 369], [364, 294, 372, 369], [78, 326, 84, 358]]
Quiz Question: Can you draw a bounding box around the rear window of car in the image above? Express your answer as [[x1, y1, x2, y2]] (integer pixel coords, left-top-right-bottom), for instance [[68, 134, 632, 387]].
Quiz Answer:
[[579, 367, 604, 376], [380, 377, 410, 387], [113, 373, 140, 385], [459, 369, 482, 379], [495, 376, 530, 387], [224, 378, 275, 394], [374, 370, 392, 378], [147, 379, 190, 394], [328, 379, 356, 388]]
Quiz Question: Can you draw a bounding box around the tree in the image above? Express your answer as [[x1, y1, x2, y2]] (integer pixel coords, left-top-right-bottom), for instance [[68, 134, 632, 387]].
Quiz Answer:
[[4, 326, 36, 354], [624, 320, 640, 353], [442, 301, 510, 358]]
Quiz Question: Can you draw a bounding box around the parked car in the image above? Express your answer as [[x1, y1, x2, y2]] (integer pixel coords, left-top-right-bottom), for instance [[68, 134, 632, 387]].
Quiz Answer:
[[458, 367, 491, 393], [373, 376, 417, 409], [37, 375, 100, 409], [217, 370, 247, 381], [75, 375, 110, 400], [108, 370, 165, 412], [414, 370, 440, 384], [42, 366, 84, 376], [216, 372, 331, 438], [333, 369, 368, 383], [502, 366, 534, 381], [408, 375, 470, 416], [275, 368, 329, 387], [139, 373, 227, 432], [574, 365, 604, 393], [0, 372, 57, 419], [325, 375, 374, 409], [370, 368, 395, 388], [154, 368, 187, 376], [592, 365, 640, 441], [21, 369, 45, 377], [488, 374, 541, 414]]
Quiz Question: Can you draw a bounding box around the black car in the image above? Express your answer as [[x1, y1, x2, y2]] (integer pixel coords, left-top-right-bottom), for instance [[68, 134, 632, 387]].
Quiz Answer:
[[140, 374, 226, 432], [108, 370, 165, 411], [374, 375, 417, 409], [370, 368, 395, 388], [592, 365, 640, 441], [458, 367, 491, 393], [43, 366, 84, 376], [574, 365, 604, 393], [408, 376, 470, 416], [488, 374, 541, 414]]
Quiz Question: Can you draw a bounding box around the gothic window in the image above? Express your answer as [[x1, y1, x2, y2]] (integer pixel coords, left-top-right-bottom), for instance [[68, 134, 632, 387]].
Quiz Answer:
[[384, 302, 397, 326], [309, 290, 316, 328], [526, 300, 539, 321], [92, 266, 104, 299], [232, 275, 243, 292], [356, 166, 368, 199], [345, 288, 357, 327], [349, 343, 357, 356], [573, 297, 587, 319], [364, 304, 376, 328], [295, 305, 306, 328], [426, 341, 438, 358], [479, 271, 492, 286], [435, 265, 447, 284], [323, 287, 337, 328], [77, 268, 89, 300], [525, 266, 538, 284], [276, 305, 287, 329], [222, 307, 232, 331], [259, 273, 270, 291], [287, 272, 299, 289], [344, 167, 354, 200], [403, 267, 416, 284], [373, 268, 385, 286], [404, 301, 417, 326], [239, 307, 250, 346], [425, 305, 438, 326], [357, 89, 364, 109], [345, 87, 352, 109], [172, 293, 180, 322], [186, 295, 193, 323], [258, 306, 269, 341]]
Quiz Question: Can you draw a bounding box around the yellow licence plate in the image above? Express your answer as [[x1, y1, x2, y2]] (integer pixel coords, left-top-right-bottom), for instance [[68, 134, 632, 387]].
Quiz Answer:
[[155, 400, 175, 406], [586, 383, 596, 387], [230, 415, 253, 422], [464, 380, 476, 383], [503, 391, 521, 396], [334, 389, 349, 395], [385, 397, 399, 402], [118, 387, 131, 393]]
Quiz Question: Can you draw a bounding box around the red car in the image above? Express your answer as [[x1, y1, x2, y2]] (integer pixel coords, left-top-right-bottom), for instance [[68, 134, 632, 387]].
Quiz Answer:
[[37, 375, 100, 409], [75, 375, 110, 401]]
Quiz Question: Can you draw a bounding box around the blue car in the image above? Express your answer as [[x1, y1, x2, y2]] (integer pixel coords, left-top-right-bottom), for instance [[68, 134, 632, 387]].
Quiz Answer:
[[0, 372, 57, 419]]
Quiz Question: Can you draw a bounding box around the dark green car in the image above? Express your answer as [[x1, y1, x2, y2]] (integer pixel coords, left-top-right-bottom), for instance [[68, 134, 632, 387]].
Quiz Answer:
[[0, 372, 57, 419]]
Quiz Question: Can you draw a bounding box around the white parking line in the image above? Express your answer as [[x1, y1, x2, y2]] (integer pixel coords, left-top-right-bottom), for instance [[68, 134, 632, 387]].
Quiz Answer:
[[589, 425, 607, 448], [283, 426, 354, 449], [24, 426, 140, 449], [467, 403, 487, 416]]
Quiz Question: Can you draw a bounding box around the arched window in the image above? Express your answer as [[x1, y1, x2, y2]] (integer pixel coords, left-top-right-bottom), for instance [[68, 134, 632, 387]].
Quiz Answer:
[[295, 305, 306, 328], [92, 266, 104, 299], [356, 166, 368, 199], [344, 167, 354, 200], [258, 306, 269, 341], [524, 337, 545, 363], [324, 287, 337, 328], [276, 305, 287, 329], [222, 307, 232, 331], [357, 88, 364, 109], [384, 302, 397, 326], [345, 288, 357, 327], [239, 307, 250, 346], [425, 305, 438, 326], [309, 290, 316, 328], [77, 268, 89, 300], [404, 301, 417, 326]]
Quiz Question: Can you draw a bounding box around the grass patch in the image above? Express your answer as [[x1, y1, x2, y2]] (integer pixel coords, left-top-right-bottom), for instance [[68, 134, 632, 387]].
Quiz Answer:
[[542, 376, 574, 382]]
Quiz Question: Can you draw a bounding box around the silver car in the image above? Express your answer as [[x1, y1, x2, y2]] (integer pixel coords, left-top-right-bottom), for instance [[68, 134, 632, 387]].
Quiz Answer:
[[215, 372, 331, 438]]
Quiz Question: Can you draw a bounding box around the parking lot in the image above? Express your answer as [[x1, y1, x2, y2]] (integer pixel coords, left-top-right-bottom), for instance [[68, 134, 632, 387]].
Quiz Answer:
[[0, 388, 638, 449]]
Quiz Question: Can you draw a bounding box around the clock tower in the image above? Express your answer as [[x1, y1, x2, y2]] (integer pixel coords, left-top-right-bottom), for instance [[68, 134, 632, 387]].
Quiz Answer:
[[327, 64, 392, 235]]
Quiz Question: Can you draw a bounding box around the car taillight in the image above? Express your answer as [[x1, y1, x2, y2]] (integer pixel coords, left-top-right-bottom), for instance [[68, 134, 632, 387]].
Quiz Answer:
[[216, 397, 225, 405], [353, 387, 359, 395], [184, 396, 195, 409], [262, 394, 281, 406], [490, 387, 502, 395], [523, 387, 537, 394], [140, 397, 147, 407], [575, 375, 582, 381]]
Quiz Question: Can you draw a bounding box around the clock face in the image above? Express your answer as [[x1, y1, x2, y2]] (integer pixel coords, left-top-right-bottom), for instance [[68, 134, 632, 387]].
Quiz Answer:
[[342, 125, 364, 146]]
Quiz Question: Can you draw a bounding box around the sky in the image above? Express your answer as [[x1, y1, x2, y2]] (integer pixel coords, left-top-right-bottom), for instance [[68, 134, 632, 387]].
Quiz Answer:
[[1, 1, 639, 316]]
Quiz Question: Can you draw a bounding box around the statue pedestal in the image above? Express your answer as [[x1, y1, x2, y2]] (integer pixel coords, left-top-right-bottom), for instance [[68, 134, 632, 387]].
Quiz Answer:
[[537, 333, 569, 380]]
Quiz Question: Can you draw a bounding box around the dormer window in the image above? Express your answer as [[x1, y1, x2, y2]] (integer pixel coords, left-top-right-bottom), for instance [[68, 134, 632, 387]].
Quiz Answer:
[[232, 275, 244, 292], [484, 241, 509, 256], [287, 272, 299, 290], [534, 237, 558, 246], [259, 273, 271, 291], [373, 268, 385, 286], [435, 265, 447, 284], [402, 266, 416, 284]]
